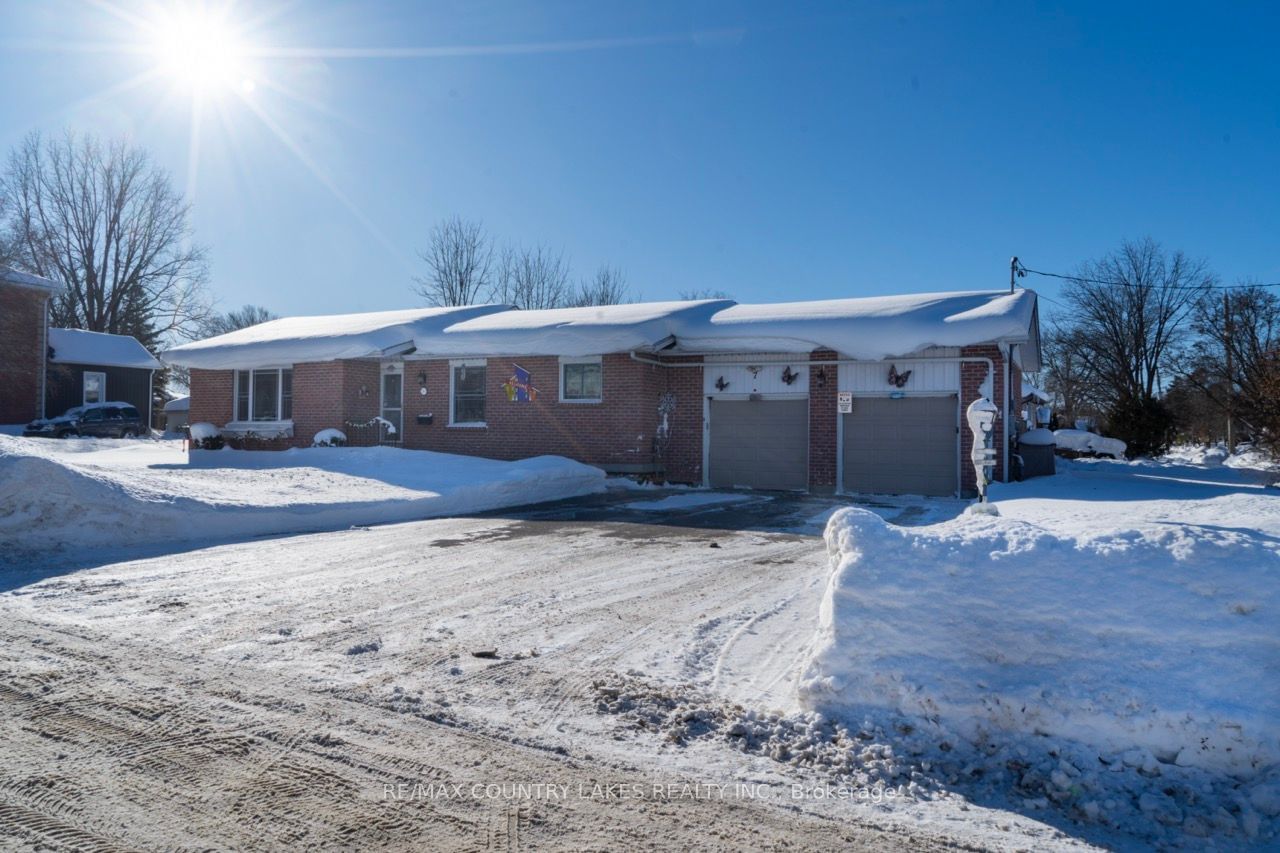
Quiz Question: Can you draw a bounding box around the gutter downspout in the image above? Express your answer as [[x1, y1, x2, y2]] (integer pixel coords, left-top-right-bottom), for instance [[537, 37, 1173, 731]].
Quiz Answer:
[[148, 369, 155, 433]]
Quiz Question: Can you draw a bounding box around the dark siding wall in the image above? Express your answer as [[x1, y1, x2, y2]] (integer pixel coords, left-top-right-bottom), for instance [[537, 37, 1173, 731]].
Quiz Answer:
[[46, 363, 153, 423]]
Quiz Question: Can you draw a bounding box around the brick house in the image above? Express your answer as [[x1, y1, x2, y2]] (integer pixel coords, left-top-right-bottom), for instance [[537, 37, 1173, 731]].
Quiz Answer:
[[164, 291, 1041, 497], [0, 266, 60, 425], [1, 265, 161, 429]]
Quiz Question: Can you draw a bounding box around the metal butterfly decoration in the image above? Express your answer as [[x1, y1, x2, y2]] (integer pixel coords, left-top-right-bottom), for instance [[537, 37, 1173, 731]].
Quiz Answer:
[[887, 364, 912, 388]]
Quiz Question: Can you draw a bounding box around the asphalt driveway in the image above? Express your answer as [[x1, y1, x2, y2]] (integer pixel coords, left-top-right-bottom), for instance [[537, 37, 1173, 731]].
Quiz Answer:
[[489, 481, 970, 536]]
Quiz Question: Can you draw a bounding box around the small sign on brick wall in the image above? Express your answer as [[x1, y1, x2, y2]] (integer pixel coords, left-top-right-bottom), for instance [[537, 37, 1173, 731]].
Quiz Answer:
[[837, 391, 853, 414]]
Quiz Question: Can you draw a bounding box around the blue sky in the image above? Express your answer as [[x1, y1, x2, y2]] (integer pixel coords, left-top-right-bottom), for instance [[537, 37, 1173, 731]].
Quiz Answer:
[[1, 1, 1277, 318]]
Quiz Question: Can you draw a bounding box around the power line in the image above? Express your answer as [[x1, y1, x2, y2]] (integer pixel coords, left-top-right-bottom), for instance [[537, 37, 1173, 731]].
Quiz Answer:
[[1018, 262, 1280, 292]]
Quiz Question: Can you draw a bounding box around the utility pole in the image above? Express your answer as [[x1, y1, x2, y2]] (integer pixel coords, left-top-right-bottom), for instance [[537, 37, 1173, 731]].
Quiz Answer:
[[1224, 290, 1235, 453]]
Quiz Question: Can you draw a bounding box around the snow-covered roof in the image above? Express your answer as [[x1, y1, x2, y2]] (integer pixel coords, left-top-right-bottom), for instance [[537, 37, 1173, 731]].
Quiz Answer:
[[425, 300, 735, 357], [670, 290, 1038, 358], [1022, 381, 1052, 402], [48, 328, 162, 370], [159, 291, 1041, 367], [161, 305, 511, 369], [0, 265, 62, 292], [163, 395, 190, 412]]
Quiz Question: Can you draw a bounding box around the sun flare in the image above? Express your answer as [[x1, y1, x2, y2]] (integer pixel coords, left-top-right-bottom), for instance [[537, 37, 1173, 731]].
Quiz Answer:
[[149, 5, 253, 94]]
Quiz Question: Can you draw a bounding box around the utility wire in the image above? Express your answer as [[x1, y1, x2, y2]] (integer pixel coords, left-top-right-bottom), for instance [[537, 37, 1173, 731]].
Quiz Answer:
[[1019, 264, 1280, 292]]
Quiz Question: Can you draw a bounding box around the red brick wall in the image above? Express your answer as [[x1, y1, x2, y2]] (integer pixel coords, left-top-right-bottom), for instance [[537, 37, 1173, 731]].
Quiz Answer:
[[0, 283, 50, 424], [655, 355, 705, 484], [807, 349, 839, 492], [959, 344, 1008, 494], [394, 353, 702, 482], [188, 368, 234, 427]]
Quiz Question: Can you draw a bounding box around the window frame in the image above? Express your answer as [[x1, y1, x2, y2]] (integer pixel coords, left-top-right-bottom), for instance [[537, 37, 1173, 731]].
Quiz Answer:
[[558, 356, 603, 404], [230, 367, 294, 425], [83, 371, 106, 406], [448, 358, 487, 427]]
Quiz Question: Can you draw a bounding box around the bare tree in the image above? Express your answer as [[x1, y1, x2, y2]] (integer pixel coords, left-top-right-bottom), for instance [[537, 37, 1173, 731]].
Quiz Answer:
[[492, 244, 572, 309], [412, 216, 494, 306], [679, 288, 732, 301], [570, 264, 631, 307], [1059, 237, 1214, 405], [1, 131, 210, 349], [1182, 285, 1280, 449], [1041, 325, 1104, 428], [203, 304, 279, 337]]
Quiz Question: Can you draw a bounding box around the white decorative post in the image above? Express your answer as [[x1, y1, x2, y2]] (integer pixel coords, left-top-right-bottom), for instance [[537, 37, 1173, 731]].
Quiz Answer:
[[966, 397, 999, 503]]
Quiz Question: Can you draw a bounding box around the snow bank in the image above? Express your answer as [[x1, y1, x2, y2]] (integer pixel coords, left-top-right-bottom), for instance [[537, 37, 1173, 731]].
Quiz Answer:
[[48, 327, 161, 370], [1053, 428, 1126, 459], [0, 437, 604, 556], [800, 503, 1279, 840]]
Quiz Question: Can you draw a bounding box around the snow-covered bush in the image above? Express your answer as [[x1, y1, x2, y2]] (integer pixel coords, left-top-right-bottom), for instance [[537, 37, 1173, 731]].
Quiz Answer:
[[312, 428, 347, 447], [188, 422, 223, 450], [1053, 429, 1126, 460]]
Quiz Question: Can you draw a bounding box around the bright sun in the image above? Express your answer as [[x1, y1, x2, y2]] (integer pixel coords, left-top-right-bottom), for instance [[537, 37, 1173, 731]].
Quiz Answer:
[[149, 6, 254, 94]]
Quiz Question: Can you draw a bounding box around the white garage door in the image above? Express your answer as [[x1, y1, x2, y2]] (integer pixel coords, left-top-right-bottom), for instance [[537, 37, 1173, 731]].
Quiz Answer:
[[842, 395, 958, 496], [708, 398, 808, 491]]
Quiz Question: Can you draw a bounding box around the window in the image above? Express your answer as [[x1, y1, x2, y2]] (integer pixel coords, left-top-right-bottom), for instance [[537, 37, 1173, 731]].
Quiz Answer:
[[381, 365, 403, 442], [232, 368, 294, 422], [450, 361, 486, 425], [560, 357, 602, 403], [83, 371, 106, 405]]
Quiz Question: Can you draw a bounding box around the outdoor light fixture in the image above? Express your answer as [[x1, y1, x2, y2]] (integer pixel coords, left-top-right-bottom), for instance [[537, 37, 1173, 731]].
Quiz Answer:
[[815, 367, 827, 388], [417, 371, 427, 386]]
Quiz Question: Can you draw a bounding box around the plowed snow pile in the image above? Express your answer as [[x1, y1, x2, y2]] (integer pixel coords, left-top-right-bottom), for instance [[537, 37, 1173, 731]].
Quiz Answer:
[[799, 457, 1280, 844], [0, 436, 604, 555]]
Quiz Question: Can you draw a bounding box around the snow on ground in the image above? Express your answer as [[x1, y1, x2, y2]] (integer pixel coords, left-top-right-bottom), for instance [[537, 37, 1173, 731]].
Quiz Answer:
[[625, 492, 760, 511], [799, 455, 1280, 846], [0, 435, 604, 557]]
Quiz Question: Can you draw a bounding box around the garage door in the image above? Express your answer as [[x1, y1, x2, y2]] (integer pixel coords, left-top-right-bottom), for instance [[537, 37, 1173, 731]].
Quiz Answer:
[[708, 398, 808, 491], [842, 395, 958, 496]]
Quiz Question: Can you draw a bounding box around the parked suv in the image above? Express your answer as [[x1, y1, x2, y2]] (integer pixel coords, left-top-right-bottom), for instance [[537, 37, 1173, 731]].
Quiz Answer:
[[22, 403, 146, 439]]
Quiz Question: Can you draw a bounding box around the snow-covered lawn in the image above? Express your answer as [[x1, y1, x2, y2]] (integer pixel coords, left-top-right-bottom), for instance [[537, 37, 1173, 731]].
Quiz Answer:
[[0, 435, 604, 558], [802, 455, 1280, 845]]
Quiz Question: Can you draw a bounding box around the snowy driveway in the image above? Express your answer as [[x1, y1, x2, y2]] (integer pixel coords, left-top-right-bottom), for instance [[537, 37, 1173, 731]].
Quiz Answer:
[[0, 497, 1074, 851]]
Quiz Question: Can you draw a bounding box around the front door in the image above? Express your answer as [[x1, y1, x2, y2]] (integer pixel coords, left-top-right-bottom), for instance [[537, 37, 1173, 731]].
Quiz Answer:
[[381, 365, 403, 443]]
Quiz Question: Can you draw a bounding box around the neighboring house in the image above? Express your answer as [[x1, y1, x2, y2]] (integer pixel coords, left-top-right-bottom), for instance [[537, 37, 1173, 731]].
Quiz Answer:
[[0, 265, 60, 425], [163, 291, 1041, 497], [0, 264, 162, 430], [163, 395, 190, 433], [45, 328, 162, 430]]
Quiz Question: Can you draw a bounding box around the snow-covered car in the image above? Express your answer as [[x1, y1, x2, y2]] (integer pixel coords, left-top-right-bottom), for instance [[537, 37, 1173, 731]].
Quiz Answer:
[[22, 402, 146, 439]]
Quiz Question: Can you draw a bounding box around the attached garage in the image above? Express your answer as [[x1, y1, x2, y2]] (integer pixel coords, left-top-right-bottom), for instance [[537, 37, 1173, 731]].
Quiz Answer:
[[707, 398, 808, 490], [841, 395, 958, 496]]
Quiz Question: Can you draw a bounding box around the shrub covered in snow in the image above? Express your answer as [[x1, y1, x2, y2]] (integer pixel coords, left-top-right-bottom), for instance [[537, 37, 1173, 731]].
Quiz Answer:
[[188, 422, 223, 450], [312, 428, 347, 447], [1053, 429, 1126, 459]]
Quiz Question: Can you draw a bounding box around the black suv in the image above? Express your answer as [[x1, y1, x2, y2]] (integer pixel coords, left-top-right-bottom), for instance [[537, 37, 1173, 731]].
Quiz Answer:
[[23, 404, 146, 439]]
